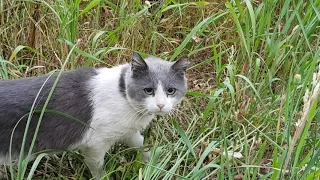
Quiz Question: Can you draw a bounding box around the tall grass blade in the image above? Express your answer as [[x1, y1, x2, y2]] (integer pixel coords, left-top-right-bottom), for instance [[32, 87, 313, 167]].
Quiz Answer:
[[170, 11, 228, 61], [172, 119, 196, 159]]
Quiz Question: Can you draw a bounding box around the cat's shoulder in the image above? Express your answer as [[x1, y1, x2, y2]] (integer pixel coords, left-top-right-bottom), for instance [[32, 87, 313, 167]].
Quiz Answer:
[[93, 64, 129, 78]]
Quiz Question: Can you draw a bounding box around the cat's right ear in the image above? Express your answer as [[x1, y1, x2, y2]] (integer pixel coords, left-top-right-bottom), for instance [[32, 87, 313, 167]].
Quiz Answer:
[[131, 52, 148, 71], [171, 56, 189, 72]]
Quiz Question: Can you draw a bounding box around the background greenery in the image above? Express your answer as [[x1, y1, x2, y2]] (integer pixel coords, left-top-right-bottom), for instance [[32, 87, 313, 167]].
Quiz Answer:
[[0, 0, 319, 179]]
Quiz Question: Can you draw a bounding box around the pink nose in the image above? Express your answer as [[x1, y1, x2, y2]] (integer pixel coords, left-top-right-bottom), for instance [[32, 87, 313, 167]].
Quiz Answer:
[[157, 104, 165, 110]]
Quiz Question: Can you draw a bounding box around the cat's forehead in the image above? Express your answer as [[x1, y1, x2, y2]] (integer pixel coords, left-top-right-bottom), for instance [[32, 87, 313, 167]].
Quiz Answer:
[[141, 57, 185, 87], [144, 57, 174, 72]]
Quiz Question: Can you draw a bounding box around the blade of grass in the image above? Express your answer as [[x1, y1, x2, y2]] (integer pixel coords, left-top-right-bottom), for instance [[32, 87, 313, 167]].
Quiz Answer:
[[22, 44, 77, 178], [226, 2, 250, 61], [172, 119, 196, 159], [170, 11, 228, 61], [26, 153, 48, 180], [9, 45, 43, 62], [79, 0, 101, 17], [13, 71, 56, 180], [236, 74, 262, 103]]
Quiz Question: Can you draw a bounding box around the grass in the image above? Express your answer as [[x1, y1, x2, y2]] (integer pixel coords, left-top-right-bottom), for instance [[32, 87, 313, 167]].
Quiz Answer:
[[0, 0, 319, 179]]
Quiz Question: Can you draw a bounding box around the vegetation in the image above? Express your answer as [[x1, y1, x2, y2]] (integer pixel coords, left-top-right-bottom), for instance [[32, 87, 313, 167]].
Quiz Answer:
[[0, 0, 319, 179]]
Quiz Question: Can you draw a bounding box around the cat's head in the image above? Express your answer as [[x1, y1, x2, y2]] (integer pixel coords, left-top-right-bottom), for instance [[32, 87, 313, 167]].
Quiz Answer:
[[125, 52, 188, 115]]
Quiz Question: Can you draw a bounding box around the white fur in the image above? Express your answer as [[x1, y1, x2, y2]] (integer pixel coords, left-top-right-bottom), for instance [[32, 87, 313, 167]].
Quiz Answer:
[[123, 131, 150, 162], [0, 154, 10, 165], [74, 65, 155, 179]]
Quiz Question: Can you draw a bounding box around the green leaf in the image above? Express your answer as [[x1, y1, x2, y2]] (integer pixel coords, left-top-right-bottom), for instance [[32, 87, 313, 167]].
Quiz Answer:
[[187, 91, 207, 97], [226, 2, 250, 59], [223, 81, 235, 101], [170, 11, 228, 61], [27, 153, 49, 180], [64, 40, 104, 64], [194, 1, 210, 6], [192, 140, 219, 178], [9, 45, 43, 62], [172, 119, 196, 159], [236, 74, 262, 103], [92, 31, 107, 48], [203, 88, 225, 120], [79, 0, 102, 16]]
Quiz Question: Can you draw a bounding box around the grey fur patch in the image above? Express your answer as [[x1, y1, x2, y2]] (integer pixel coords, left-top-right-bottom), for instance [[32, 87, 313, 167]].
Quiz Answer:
[[0, 68, 96, 156], [125, 55, 188, 102], [119, 66, 129, 97], [172, 56, 189, 72], [132, 52, 148, 71]]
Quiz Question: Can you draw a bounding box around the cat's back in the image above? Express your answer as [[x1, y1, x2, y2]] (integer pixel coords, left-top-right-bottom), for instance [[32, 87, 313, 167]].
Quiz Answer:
[[0, 68, 97, 108], [0, 68, 98, 154]]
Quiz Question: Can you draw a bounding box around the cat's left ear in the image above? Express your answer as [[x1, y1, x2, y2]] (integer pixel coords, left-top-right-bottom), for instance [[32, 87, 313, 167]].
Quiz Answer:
[[132, 52, 148, 71], [171, 56, 189, 72]]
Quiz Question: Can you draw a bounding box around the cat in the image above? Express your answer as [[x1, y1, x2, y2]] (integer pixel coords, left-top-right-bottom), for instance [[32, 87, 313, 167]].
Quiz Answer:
[[0, 52, 189, 179]]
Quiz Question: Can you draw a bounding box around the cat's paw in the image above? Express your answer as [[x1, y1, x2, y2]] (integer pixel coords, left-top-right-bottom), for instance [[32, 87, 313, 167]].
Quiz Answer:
[[142, 151, 151, 163]]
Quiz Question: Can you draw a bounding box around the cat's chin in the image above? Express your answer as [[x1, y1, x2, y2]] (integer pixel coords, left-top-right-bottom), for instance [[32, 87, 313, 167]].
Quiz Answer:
[[149, 111, 168, 116]]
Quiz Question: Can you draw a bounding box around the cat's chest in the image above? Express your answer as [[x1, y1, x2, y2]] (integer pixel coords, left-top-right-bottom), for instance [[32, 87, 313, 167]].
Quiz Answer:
[[91, 105, 154, 135], [78, 106, 154, 148]]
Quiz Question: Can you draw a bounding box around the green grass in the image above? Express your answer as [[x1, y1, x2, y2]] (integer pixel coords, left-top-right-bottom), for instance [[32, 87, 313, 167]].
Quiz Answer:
[[0, 0, 319, 179]]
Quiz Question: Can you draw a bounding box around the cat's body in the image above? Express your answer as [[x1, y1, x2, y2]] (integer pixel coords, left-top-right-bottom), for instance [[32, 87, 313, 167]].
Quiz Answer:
[[0, 53, 188, 179]]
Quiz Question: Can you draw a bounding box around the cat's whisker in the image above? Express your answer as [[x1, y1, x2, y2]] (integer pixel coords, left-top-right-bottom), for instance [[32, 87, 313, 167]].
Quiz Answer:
[[121, 108, 140, 119], [122, 107, 148, 122], [122, 109, 148, 125]]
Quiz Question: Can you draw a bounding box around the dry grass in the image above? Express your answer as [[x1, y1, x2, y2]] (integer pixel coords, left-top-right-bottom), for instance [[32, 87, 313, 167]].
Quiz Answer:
[[0, 0, 319, 179]]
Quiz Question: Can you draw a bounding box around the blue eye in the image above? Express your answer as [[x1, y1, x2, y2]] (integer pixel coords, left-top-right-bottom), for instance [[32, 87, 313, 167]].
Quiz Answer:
[[144, 88, 154, 95], [166, 88, 176, 95]]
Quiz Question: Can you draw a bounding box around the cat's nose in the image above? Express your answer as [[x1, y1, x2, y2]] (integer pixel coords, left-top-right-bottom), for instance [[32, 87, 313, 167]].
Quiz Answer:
[[157, 104, 165, 110]]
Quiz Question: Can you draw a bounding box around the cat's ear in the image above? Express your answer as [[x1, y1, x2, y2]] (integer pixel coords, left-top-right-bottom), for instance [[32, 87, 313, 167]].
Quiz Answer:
[[171, 56, 189, 72], [131, 52, 148, 70]]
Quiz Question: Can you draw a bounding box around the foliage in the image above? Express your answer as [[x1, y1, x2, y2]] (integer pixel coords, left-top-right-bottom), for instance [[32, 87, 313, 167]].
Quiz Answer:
[[0, 0, 319, 179]]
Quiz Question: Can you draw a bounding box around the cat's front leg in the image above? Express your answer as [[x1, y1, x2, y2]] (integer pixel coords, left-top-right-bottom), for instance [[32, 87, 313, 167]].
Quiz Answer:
[[124, 131, 150, 162], [82, 144, 108, 180]]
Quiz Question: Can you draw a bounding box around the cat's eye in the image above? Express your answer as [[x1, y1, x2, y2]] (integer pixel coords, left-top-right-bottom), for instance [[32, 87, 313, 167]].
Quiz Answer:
[[144, 88, 154, 95], [166, 88, 176, 95]]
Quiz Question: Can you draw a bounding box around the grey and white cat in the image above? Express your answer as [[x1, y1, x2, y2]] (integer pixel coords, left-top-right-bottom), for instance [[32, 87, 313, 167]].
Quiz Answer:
[[0, 53, 188, 179]]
